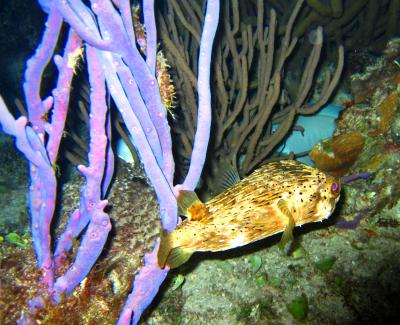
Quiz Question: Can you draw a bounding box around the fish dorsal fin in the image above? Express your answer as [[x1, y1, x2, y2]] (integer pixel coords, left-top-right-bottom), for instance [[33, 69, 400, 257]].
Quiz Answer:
[[177, 190, 201, 217], [177, 190, 209, 221], [277, 199, 296, 249], [214, 162, 241, 194]]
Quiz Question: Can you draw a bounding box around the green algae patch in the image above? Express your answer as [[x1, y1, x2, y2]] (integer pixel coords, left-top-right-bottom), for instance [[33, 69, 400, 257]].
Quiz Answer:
[[266, 275, 282, 288], [171, 274, 185, 291], [315, 256, 337, 273], [250, 255, 262, 273], [291, 246, 307, 259], [4, 232, 29, 249], [287, 294, 308, 320], [215, 260, 234, 272], [255, 274, 268, 287]]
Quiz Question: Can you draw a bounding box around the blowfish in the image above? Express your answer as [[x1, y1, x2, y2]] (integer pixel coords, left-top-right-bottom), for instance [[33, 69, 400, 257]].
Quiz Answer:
[[158, 160, 341, 269]]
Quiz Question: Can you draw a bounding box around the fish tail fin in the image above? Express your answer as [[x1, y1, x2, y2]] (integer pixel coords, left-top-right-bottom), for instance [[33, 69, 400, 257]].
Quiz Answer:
[[166, 247, 195, 269], [157, 229, 173, 268], [157, 229, 195, 269], [277, 199, 295, 249]]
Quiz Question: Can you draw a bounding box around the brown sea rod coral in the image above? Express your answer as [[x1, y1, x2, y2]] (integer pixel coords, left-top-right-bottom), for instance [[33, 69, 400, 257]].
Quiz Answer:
[[158, 0, 343, 192]]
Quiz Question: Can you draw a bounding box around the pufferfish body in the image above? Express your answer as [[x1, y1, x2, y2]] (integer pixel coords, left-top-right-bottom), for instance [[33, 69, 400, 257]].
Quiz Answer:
[[158, 160, 341, 269]]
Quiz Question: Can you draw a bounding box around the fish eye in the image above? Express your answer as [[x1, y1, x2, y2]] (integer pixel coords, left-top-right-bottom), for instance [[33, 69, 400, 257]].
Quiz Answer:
[[330, 182, 339, 193]]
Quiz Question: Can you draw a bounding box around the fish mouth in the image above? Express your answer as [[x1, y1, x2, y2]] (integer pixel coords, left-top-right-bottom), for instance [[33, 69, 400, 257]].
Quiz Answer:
[[330, 195, 341, 208]]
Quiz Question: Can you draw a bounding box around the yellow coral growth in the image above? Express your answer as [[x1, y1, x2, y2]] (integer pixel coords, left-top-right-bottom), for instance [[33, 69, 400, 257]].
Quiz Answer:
[[67, 46, 84, 74], [310, 132, 365, 176], [156, 51, 176, 112], [132, 7, 176, 114]]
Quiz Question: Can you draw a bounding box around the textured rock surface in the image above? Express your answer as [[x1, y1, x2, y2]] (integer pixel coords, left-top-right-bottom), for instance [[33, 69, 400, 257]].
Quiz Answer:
[[0, 134, 29, 234]]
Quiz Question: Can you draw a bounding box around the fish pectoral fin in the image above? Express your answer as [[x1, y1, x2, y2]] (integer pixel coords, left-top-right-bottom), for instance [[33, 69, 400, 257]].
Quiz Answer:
[[277, 199, 296, 249], [166, 247, 195, 269], [157, 229, 195, 269]]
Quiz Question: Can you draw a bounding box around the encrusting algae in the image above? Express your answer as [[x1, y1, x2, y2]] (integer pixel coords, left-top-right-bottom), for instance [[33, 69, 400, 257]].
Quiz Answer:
[[158, 160, 341, 269]]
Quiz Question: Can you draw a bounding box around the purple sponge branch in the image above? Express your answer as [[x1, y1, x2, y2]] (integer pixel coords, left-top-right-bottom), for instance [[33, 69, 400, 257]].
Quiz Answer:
[[0, 106, 50, 179], [143, 0, 157, 74], [1, 0, 220, 323], [28, 154, 57, 291], [55, 0, 111, 50], [23, 6, 62, 133], [100, 48, 177, 324], [53, 208, 81, 267], [46, 30, 82, 163], [99, 49, 178, 230], [0, 101, 56, 291], [117, 243, 169, 325], [118, 1, 220, 324], [102, 108, 115, 197], [28, 28, 82, 290], [58, 0, 174, 182], [180, 0, 220, 191], [95, 0, 176, 183], [54, 45, 112, 297], [15, 20, 82, 291], [111, 54, 163, 164], [17, 8, 62, 275]]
